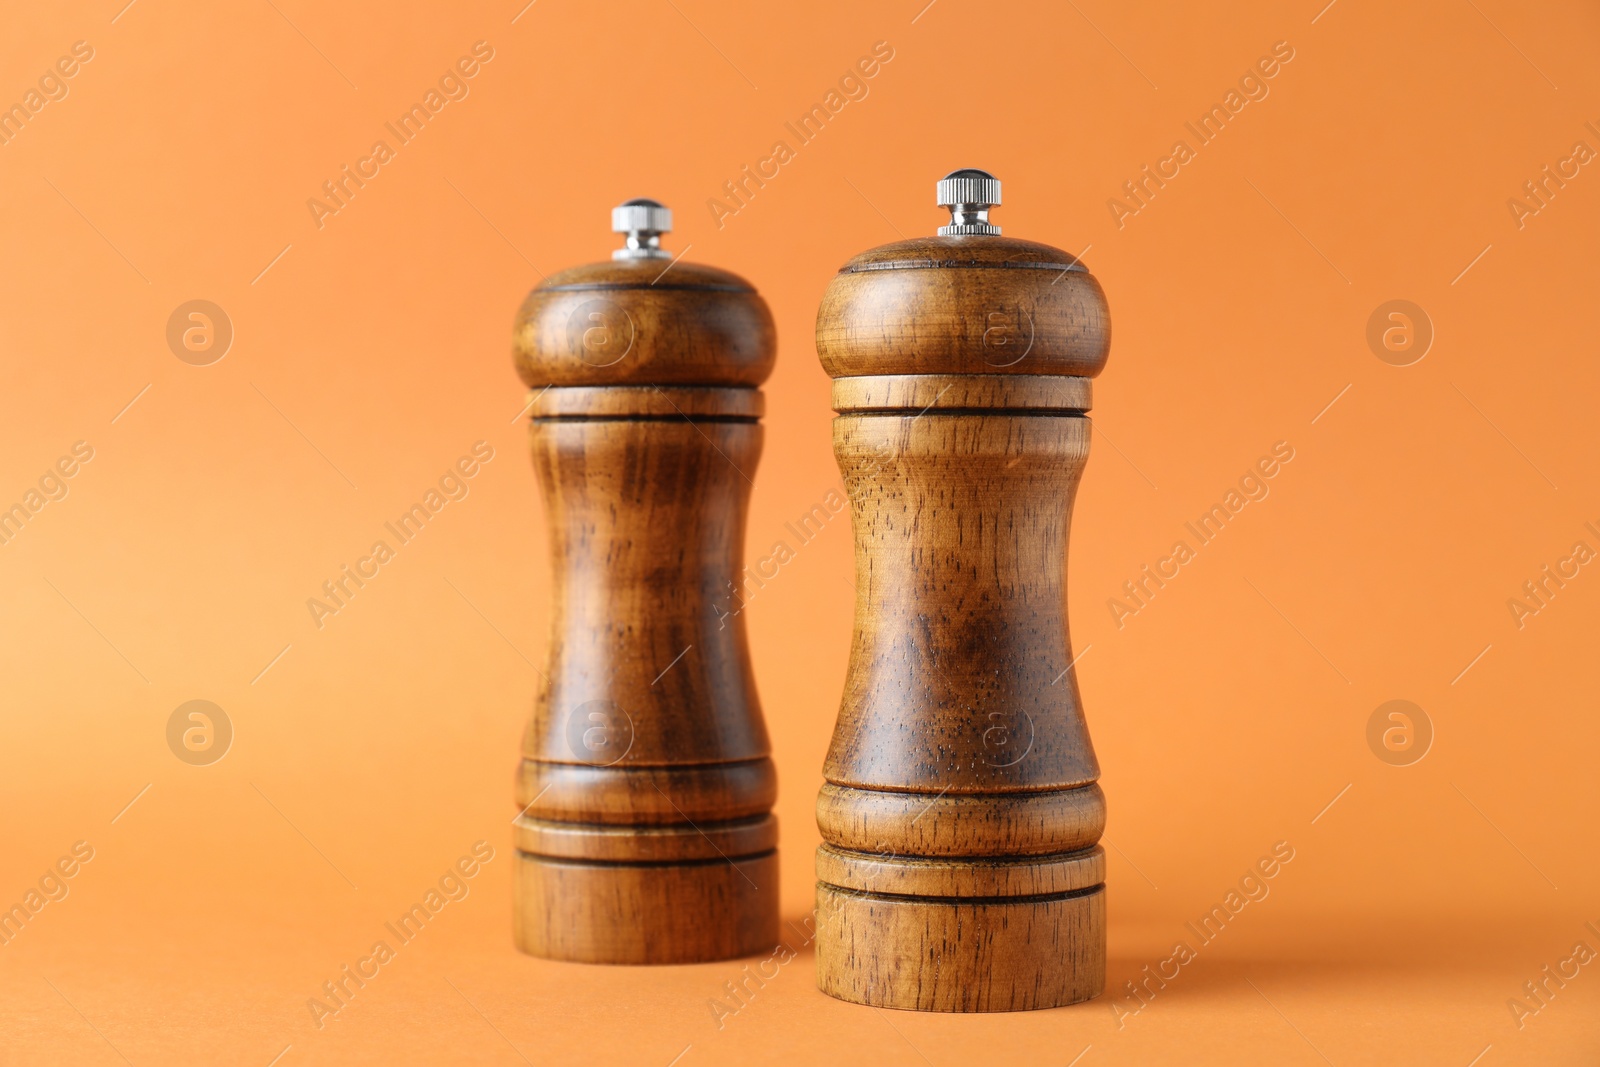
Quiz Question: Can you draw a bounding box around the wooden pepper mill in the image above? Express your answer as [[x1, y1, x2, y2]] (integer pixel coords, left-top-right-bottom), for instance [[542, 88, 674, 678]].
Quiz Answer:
[[511, 199, 778, 964], [813, 170, 1112, 1010]]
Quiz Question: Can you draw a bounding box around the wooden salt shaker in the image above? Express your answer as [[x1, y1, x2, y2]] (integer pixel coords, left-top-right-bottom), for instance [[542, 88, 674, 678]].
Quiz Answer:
[[813, 170, 1111, 1010], [511, 199, 778, 964]]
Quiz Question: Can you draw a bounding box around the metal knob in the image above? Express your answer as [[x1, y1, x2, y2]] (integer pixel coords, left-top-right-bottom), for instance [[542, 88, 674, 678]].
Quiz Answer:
[[936, 168, 1002, 236], [612, 197, 673, 260]]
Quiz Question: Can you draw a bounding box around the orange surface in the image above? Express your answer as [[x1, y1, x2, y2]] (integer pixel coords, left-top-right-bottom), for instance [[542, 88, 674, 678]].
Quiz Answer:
[[2, 0, 1598, 1063]]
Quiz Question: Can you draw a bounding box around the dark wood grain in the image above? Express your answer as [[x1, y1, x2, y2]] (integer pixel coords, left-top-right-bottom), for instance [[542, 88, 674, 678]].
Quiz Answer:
[[511, 252, 779, 964], [813, 232, 1112, 1010]]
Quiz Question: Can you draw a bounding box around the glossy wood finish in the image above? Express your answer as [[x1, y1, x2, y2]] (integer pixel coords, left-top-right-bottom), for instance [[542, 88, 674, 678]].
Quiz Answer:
[[516, 852, 777, 965], [527, 384, 765, 420], [512, 251, 778, 964], [815, 883, 1105, 1012], [515, 260, 774, 387], [814, 233, 1112, 1010], [816, 844, 1104, 897], [831, 373, 1091, 415], [815, 782, 1105, 856], [816, 236, 1108, 379]]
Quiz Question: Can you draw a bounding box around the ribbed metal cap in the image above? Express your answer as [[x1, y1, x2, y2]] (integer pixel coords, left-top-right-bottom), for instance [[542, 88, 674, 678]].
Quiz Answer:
[[612, 197, 673, 260], [936, 168, 1002, 236]]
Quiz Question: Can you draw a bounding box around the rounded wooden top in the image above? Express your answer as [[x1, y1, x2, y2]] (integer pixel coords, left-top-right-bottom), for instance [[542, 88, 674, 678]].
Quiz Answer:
[[514, 258, 776, 388], [815, 235, 1110, 380]]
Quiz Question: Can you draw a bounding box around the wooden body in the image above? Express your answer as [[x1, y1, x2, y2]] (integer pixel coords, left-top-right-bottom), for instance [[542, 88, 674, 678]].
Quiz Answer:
[[512, 259, 778, 964], [814, 236, 1111, 1010]]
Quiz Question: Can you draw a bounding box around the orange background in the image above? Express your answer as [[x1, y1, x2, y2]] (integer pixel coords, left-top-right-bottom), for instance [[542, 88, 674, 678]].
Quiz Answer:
[[2, 0, 1598, 1063]]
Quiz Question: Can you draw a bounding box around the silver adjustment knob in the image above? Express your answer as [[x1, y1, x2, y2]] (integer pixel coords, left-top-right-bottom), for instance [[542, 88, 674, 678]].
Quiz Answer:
[[936, 168, 1002, 236], [612, 197, 672, 260]]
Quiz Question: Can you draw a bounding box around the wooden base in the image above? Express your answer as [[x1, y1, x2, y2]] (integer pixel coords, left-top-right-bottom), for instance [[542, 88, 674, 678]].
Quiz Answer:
[[815, 846, 1105, 1011], [514, 849, 778, 965]]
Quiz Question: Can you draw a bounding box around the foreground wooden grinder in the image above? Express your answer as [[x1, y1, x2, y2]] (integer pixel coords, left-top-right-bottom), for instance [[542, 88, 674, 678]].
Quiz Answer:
[[814, 170, 1112, 1010], [512, 199, 778, 963]]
